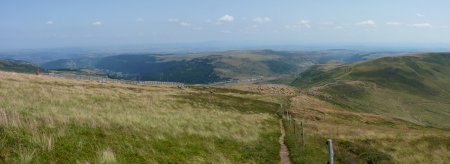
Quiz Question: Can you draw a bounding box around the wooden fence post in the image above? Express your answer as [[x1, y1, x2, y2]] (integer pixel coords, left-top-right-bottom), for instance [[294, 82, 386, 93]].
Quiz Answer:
[[301, 121, 305, 146], [286, 111, 289, 120], [327, 139, 334, 164], [293, 119, 297, 148], [280, 104, 284, 117], [288, 113, 291, 126]]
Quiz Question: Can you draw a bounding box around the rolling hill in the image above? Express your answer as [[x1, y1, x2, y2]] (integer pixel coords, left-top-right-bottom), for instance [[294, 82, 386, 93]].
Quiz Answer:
[[292, 53, 450, 129], [42, 50, 317, 84], [41, 49, 404, 84], [0, 59, 39, 74]]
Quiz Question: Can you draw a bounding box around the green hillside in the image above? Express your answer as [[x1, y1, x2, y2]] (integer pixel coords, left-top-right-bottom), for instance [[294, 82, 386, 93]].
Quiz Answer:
[[292, 53, 450, 129], [43, 57, 99, 70], [0, 71, 286, 163], [0, 60, 39, 73]]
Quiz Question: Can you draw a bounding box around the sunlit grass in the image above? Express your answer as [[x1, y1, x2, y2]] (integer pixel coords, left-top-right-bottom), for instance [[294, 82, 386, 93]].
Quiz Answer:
[[0, 71, 280, 163], [287, 94, 450, 163]]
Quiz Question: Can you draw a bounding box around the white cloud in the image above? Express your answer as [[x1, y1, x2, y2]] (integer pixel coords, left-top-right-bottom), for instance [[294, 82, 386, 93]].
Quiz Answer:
[[136, 18, 144, 22], [416, 13, 425, 17], [411, 23, 432, 28], [92, 21, 102, 26], [300, 20, 311, 26], [386, 22, 401, 26], [356, 20, 376, 27], [286, 20, 311, 30], [179, 22, 192, 26], [168, 18, 199, 29], [253, 17, 271, 23], [334, 26, 344, 30], [319, 22, 341, 30], [46, 21, 54, 25], [219, 14, 234, 22], [300, 20, 311, 28], [168, 18, 180, 22]]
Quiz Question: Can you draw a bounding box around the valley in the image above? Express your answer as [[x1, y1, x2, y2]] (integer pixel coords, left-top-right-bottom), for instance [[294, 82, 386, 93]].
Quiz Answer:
[[2, 1, 450, 163], [33, 49, 404, 84], [0, 53, 449, 163]]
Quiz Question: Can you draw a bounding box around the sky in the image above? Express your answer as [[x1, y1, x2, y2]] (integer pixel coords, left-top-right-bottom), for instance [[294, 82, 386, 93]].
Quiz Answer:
[[1, 0, 450, 49]]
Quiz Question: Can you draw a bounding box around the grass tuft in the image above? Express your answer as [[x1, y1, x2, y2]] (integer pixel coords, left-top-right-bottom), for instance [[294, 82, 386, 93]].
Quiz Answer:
[[99, 147, 116, 164]]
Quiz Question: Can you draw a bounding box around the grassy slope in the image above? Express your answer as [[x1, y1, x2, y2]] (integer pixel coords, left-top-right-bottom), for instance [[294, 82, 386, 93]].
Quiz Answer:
[[205, 50, 304, 80], [0, 60, 38, 74], [292, 53, 450, 129], [286, 95, 450, 163], [0, 71, 289, 163], [221, 84, 449, 163]]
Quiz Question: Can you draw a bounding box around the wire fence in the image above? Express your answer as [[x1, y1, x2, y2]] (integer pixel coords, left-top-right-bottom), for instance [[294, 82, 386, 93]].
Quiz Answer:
[[279, 103, 333, 164]]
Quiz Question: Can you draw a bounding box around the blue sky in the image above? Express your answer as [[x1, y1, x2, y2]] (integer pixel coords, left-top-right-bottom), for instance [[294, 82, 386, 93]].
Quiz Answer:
[[1, 0, 450, 49]]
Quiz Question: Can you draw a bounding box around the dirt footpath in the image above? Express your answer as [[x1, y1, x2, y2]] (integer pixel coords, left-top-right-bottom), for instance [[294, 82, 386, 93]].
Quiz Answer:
[[279, 119, 291, 164]]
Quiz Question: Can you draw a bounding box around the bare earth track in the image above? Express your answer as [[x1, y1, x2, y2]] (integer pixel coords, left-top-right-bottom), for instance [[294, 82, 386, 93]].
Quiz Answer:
[[279, 119, 291, 164]]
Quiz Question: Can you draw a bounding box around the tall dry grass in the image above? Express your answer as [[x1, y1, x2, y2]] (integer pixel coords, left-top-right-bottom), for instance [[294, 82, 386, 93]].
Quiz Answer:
[[288, 94, 450, 163], [0, 71, 280, 163]]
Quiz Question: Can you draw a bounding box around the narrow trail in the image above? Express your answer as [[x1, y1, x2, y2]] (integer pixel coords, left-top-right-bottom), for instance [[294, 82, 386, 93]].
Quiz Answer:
[[279, 119, 291, 164]]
